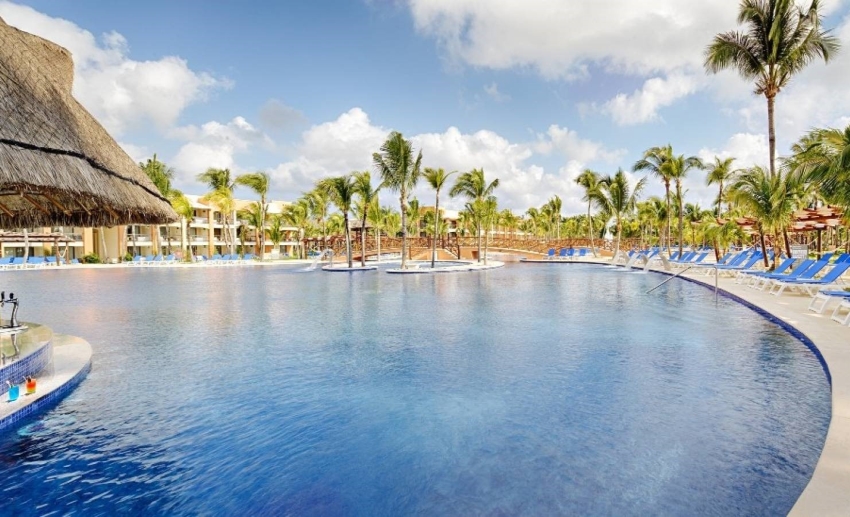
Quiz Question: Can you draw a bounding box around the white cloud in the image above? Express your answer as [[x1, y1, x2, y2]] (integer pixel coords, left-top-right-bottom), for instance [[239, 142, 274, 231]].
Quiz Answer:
[[171, 117, 273, 181], [118, 141, 149, 164], [600, 74, 699, 126], [483, 82, 510, 102], [534, 124, 626, 163], [265, 108, 619, 213], [408, 0, 738, 79], [270, 108, 389, 198], [0, 1, 228, 135], [684, 132, 770, 208]]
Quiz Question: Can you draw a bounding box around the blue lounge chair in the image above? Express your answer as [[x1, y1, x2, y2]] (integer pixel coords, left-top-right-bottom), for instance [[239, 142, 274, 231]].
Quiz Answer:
[[547, 248, 555, 260], [716, 254, 764, 276], [770, 261, 850, 296], [558, 248, 568, 260], [747, 259, 813, 289], [735, 257, 796, 285], [577, 248, 587, 259]]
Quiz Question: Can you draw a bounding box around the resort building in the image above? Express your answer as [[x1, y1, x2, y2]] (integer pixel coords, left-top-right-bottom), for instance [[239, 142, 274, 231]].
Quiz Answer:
[[0, 195, 303, 262]]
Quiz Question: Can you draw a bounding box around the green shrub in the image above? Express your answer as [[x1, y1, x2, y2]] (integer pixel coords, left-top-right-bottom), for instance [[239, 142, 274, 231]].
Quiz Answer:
[[124, 252, 133, 262], [81, 253, 101, 264]]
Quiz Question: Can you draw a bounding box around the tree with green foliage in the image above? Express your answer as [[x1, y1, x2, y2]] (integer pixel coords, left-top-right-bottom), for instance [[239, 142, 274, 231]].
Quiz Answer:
[[373, 132, 422, 269], [450, 168, 500, 263], [705, 0, 839, 177]]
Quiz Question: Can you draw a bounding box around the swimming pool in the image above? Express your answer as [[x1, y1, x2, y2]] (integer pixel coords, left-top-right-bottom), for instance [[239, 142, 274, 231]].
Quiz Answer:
[[0, 264, 830, 515]]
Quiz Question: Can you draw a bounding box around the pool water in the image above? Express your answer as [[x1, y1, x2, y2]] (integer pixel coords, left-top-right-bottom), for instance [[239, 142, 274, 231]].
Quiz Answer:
[[0, 264, 830, 516]]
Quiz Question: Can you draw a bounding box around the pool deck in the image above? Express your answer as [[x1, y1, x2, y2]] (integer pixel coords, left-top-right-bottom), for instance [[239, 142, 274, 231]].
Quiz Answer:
[[558, 257, 849, 516], [0, 332, 92, 432]]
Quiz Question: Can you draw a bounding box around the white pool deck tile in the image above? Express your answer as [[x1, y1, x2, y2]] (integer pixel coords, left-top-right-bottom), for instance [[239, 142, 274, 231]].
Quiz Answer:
[[0, 333, 92, 426]]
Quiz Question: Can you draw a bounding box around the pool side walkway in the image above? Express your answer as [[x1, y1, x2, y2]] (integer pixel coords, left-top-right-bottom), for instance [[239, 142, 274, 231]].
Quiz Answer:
[[562, 256, 849, 516], [0, 333, 92, 432]]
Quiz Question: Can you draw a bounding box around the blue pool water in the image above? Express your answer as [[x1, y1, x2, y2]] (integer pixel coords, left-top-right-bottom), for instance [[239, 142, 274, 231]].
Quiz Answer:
[[0, 264, 831, 516]]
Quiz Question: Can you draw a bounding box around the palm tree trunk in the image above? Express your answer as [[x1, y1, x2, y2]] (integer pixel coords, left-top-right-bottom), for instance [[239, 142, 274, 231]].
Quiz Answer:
[[361, 214, 367, 267], [767, 93, 776, 178], [432, 191, 440, 268], [588, 201, 597, 257], [400, 190, 408, 269], [375, 226, 381, 263], [718, 183, 724, 217], [22, 228, 29, 262], [344, 214, 352, 268], [615, 217, 622, 257], [476, 218, 482, 263], [783, 227, 792, 259], [758, 228, 769, 268], [677, 182, 684, 257], [664, 184, 672, 254]]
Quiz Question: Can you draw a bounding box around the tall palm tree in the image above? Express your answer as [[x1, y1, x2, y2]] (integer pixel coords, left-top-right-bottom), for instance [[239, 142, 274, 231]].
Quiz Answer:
[[353, 171, 382, 267], [705, 156, 738, 215], [140, 153, 177, 255], [237, 202, 265, 255], [594, 169, 647, 257], [705, 0, 839, 177], [634, 145, 674, 252], [169, 190, 194, 260], [366, 199, 385, 262], [667, 153, 704, 257], [318, 175, 357, 268], [406, 197, 421, 237], [235, 172, 270, 259], [373, 131, 422, 269], [266, 214, 285, 258], [729, 165, 795, 268], [547, 195, 563, 240], [424, 167, 458, 268], [575, 169, 602, 257], [789, 125, 850, 211], [198, 167, 237, 255], [450, 168, 500, 263], [305, 188, 331, 248], [282, 200, 310, 259]]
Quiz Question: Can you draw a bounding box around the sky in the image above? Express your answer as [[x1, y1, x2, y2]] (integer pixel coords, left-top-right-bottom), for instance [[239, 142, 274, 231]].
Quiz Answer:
[[2, 0, 850, 215]]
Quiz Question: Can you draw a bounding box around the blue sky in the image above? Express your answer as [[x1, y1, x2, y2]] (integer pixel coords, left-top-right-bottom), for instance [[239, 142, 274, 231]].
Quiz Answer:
[[2, 0, 850, 214]]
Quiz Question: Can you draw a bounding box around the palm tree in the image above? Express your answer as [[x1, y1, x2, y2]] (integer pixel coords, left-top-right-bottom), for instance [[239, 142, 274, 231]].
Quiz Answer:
[[282, 200, 310, 259], [170, 190, 194, 260], [353, 171, 382, 267], [237, 202, 265, 255], [140, 154, 177, 255], [667, 154, 704, 257], [424, 167, 458, 268], [729, 165, 795, 268], [373, 131, 422, 269], [575, 169, 602, 257], [406, 197, 421, 237], [634, 145, 674, 252], [546, 195, 563, 240], [235, 172, 270, 259], [318, 175, 357, 268], [366, 200, 385, 262], [305, 188, 331, 248], [705, 157, 737, 215], [267, 214, 285, 258], [198, 167, 237, 255], [705, 0, 839, 177], [450, 168, 500, 263], [789, 125, 850, 211], [594, 169, 647, 257]]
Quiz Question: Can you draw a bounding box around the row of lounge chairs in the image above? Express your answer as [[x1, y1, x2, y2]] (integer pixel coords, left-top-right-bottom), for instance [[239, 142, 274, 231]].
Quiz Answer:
[[0, 256, 79, 270], [546, 248, 589, 260], [192, 253, 258, 266], [126, 254, 181, 266], [127, 253, 259, 266]]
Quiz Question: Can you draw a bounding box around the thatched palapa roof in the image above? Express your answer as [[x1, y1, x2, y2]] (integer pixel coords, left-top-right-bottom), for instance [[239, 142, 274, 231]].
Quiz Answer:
[[0, 17, 177, 227]]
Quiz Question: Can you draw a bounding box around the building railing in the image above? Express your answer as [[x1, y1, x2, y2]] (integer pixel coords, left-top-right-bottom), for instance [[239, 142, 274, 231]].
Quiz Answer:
[[192, 217, 209, 224]]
